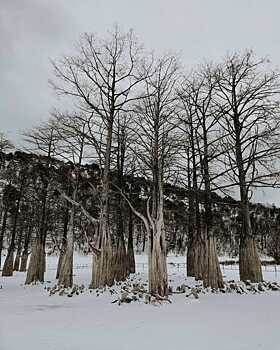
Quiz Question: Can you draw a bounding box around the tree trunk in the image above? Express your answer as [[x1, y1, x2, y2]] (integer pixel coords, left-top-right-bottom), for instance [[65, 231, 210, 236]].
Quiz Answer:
[[19, 252, 28, 272], [56, 206, 69, 279], [19, 225, 32, 272], [13, 228, 24, 271], [25, 179, 48, 284], [193, 238, 205, 281], [148, 176, 168, 296], [98, 223, 114, 287], [127, 208, 135, 274], [2, 249, 14, 276], [0, 208, 8, 270], [91, 120, 114, 289], [239, 235, 262, 282], [90, 225, 114, 289], [25, 237, 45, 284], [239, 201, 263, 282], [186, 238, 196, 277], [203, 236, 224, 288], [149, 218, 168, 296], [56, 248, 65, 280], [2, 199, 21, 276], [113, 237, 127, 281], [89, 250, 101, 289], [58, 208, 74, 288]]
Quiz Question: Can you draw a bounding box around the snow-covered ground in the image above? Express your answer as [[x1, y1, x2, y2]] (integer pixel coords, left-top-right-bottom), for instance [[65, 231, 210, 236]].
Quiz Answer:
[[1, 254, 280, 350]]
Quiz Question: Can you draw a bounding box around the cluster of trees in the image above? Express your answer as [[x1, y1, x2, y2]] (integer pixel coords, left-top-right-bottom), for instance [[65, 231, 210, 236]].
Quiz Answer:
[[1, 28, 280, 296]]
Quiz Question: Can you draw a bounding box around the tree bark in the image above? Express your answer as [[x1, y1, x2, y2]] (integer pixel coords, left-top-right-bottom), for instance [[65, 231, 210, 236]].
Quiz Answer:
[[2, 188, 22, 276], [91, 121, 114, 288], [19, 225, 32, 272], [0, 208, 8, 270], [58, 207, 74, 287], [203, 236, 224, 288], [127, 208, 135, 274], [239, 202, 262, 282], [56, 205, 69, 279], [13, 227, 24, 271], [25, 179, 48, 284], [149, 216, 168, 296]]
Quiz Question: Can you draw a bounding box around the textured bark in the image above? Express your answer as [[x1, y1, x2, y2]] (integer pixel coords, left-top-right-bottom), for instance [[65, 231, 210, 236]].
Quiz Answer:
[[25, 185, 48, 284], [186, 238, 196, 277], [58, 208, 74, 288], [239, 235, 262, 282], [2, 250, 14, 276], [19, 222, 32, 272], [13, 249, 21, 271], [19, 252, 28, 272], [90, 116, 114, 288], [203, 236, 224, 288], [149, 219, 168, 296], [89, 251, 101, 289], [56, 204, 69, 279], [25, 239, 45, 284], [2, 223, 17, 276], [58, 248, 73, 287], [2, 185, 22, 276], [113, 237, 127, 282], [193, 238, 206, 281], [0, 208, 8, 269], [126, 245, 135, 274], [127, 211, 135, 274], [13, 228, 24, 271], [56, 249, 64, 280], [148, 182, 168, 297], [99, 229, 114, 287], [239, 200, 263, 282], [90, 227, 114, 288]]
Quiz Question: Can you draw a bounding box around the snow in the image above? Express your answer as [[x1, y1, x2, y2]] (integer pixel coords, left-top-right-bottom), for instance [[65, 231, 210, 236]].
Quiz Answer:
[[1, 254, 280, 350]]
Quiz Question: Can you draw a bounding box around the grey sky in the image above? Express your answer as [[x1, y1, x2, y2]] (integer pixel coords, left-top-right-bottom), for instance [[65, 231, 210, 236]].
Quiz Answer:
[[1, 0, 280, 204]]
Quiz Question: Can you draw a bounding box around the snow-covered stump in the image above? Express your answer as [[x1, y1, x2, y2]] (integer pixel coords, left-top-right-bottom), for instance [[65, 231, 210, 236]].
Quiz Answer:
[[239, 236, 263, 283], [203, 236, 224, 289]]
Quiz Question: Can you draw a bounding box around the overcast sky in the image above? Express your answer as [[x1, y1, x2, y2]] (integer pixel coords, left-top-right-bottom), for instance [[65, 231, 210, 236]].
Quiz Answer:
[[1, 0, 280, 204]]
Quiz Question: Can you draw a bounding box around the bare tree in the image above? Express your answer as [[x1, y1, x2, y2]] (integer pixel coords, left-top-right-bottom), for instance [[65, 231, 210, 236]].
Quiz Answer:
[[214, 51, 280, 282], [51, 27, 149, 288], [126, 55, 181, 296], [24, 121, 59, 284], [54, 113, 87, 287], [181, 65, 228, 288]]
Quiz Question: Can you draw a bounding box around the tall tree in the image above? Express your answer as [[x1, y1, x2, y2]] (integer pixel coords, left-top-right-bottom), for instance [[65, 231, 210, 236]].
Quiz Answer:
[[126, 55, 180, 296], [215, 51, 280, 282], [24, 122, 59, 284], [51, 27, 148, 288]]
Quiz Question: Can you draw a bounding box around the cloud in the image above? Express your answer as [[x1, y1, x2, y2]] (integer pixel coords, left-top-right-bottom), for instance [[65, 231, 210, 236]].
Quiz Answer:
[[1, 0, 280, 203]]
